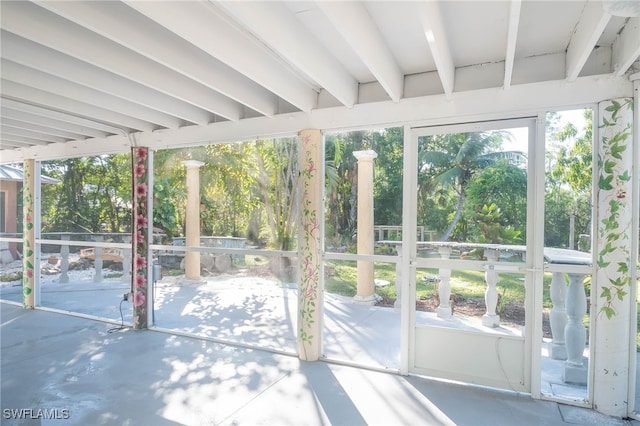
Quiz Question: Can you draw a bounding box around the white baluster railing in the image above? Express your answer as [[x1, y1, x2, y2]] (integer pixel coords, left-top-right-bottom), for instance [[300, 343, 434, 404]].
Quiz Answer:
[[549, 272, 568, 359], [436, 246, 452, 319], [563, 272, 588, 385], [482, 249, 500, 327]]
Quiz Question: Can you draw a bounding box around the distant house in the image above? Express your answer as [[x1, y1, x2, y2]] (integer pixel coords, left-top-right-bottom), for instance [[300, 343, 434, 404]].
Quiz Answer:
[[0, 164, 58, 263]]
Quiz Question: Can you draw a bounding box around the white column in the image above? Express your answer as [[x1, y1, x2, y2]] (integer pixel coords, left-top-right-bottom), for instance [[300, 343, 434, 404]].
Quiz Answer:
[[563, 273, 588, 384], [22, 158, 36, 309], [592, 96, 635, 416], [436, 246, 452, 318], [482, 249, 500, 327], [353, 150, 378, 305], [549, 272, 568, 360], [182, 160, 204, 281], [298, 129, 323, 361]]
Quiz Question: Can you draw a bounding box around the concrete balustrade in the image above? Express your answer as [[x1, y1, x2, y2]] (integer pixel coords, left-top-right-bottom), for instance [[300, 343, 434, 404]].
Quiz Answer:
[[380, 240, 592, 385], [549, 272, 568, 359], [482, 249, 500, 327], [563, 272, 589, 384], [545, 268, 590, 384], [436, 246, 452, 319]]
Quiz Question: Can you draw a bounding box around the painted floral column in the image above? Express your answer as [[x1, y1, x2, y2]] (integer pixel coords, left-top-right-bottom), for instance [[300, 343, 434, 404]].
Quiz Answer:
[[22, 159, 35, 309], [132, 147, 150, 329], [593, 97, 634, 417], [298, 129, 322, 361]]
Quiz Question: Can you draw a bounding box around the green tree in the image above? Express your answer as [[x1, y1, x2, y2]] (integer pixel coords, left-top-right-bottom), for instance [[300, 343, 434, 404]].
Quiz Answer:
[[41, 155, 131, 233], [253, 138, 299, 251], [545, 109, 593, 249], [324, 131, 361, 248], [372, 127, 404, 227], [418, 131, 525, 241], [465, 160, 527, 239]]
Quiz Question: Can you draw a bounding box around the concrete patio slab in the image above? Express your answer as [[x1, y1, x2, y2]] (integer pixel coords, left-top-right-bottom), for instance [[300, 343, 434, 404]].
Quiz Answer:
[[2, 303, 637, 426]]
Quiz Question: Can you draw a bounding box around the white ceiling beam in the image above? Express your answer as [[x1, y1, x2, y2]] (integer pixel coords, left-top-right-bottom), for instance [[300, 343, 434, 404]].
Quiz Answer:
[[1, 80, 155, 133], [503, 0, 522, 89], [0, 1, 243, 121], [612, 17, 640, 77], [1, 100, 117, 137], [143, 76, 632, 150], [1, 73, 632, 164], [1, 31, 214, 126], [316, 1, 403, 102], [418, 1, 456, 99], [124, 0, 317, 112], [1, 117, 86, 140], [0, 133, 51, 146], [1, 140, 33, 149], [1, 125, 68, 144], [566, 1, 611, 81], [0, 110, 106, 139], [33, 1, 278, 118], [218, 1, 357, 108], [2, 60, 183, 129], [1, 134, 132, 162]]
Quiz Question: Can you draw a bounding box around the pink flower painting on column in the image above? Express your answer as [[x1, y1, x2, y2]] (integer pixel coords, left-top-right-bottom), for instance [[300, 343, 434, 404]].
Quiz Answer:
[[132, 147, 150, 328]]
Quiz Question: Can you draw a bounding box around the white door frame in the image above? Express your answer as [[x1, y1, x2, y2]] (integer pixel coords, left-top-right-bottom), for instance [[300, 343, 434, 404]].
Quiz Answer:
[[402, 117, 540, 393]]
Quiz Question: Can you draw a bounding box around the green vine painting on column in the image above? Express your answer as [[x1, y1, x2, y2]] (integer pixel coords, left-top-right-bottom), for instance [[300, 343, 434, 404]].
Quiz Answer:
[[299, 136, 319, 358], [22, 164, 34, 307], [597, 98, 633, 319]]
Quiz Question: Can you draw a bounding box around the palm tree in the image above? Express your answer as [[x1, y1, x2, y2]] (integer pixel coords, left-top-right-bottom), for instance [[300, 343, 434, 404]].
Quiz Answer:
[[419, 131, 526, 241]]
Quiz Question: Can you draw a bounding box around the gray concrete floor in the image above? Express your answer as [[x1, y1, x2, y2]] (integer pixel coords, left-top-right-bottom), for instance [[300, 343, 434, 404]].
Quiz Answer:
[[2, 265, 640, 425], [2, 303, 639, 426]]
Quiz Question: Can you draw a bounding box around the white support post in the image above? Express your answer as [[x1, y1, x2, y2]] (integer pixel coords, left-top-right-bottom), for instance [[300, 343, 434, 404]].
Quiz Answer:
[[592, 96, 635, 416], [182, 160, 205, 281], [353, 149, 378, 305]]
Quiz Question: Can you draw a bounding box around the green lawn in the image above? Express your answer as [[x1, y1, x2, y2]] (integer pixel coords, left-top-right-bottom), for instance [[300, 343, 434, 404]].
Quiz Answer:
[[324, 260, 547, 306], [326, 261, 640, 351]]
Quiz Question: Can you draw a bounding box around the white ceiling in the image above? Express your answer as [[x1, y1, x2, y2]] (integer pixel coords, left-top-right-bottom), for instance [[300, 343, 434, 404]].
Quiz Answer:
[[1, 0, 639, 162]]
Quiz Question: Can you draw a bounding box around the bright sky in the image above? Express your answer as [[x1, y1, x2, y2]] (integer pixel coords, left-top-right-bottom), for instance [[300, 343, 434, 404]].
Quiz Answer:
[[503, 109, 588, 153]]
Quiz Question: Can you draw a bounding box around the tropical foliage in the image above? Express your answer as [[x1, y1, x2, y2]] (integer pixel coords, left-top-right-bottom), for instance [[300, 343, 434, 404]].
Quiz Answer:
[[418, 131, 526, 242], [37, 114, 592, 254]]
